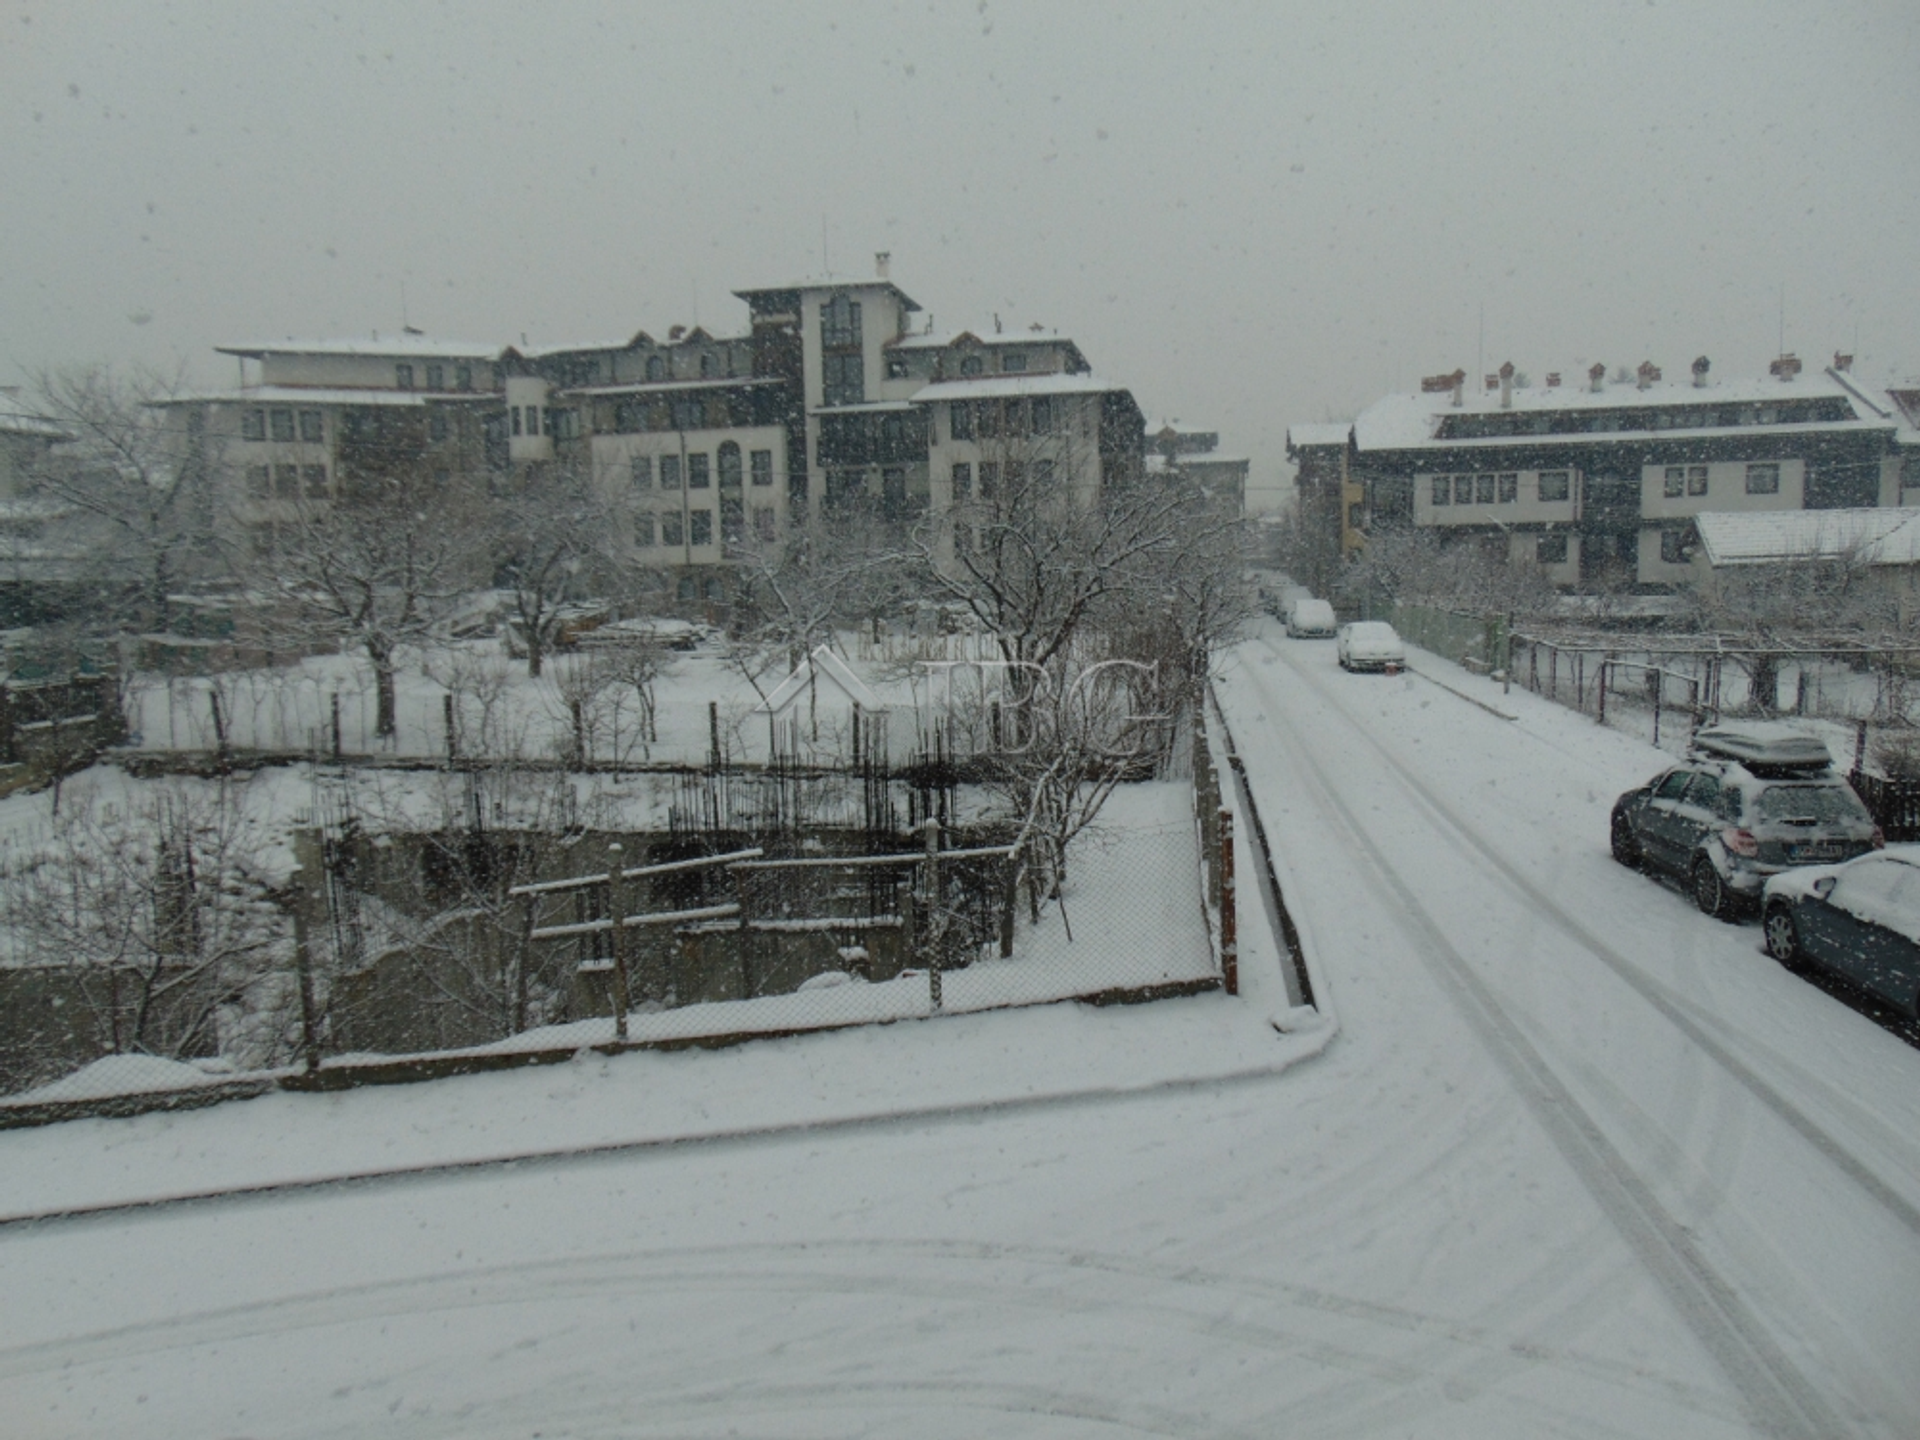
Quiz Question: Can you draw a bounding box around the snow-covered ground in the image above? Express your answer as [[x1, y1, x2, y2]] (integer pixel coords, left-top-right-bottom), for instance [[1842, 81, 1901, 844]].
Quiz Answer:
[[2, 618, 1916, 1437]]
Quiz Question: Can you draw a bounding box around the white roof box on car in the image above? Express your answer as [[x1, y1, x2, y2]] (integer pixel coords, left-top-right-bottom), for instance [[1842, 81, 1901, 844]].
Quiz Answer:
[[1690, 722, 1832, 771]]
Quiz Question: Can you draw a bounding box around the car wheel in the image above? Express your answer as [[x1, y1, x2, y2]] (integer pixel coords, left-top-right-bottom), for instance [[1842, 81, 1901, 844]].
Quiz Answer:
[[1762, 902, 1801, 966], [1692, 857, 1732, 920], [1610, 813, 1642, 868]]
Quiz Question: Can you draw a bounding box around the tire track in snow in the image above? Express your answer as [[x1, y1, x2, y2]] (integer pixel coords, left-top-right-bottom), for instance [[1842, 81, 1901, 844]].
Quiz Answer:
[[0, 1237, 1741, 1430], [1232, 641, 1846, 1440], [1258, 634, 1920, 1242]]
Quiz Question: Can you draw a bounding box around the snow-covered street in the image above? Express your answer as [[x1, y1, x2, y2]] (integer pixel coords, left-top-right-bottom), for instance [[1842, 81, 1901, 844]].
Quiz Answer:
[[2, 621, 1917, 1437]]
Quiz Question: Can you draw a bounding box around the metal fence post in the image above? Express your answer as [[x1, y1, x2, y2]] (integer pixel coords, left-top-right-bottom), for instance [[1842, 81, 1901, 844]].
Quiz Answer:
[[923, 818, 943, 1011], [1218, 808, 1237, 996], [605, 844, 631, 1041]]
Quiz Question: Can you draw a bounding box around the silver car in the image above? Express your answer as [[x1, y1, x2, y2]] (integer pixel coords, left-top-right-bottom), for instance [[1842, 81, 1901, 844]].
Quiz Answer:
[[1336, 621, 1406, 673]]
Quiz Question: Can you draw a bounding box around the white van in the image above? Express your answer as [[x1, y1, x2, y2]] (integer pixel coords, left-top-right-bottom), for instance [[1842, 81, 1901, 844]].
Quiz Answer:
[[1285, 597, 1337, 638]]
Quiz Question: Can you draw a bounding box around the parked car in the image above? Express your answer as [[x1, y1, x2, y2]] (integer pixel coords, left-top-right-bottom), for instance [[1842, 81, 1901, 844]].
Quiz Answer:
[[1285, 597, 1338, 638], [1762, 847, 1920, 1019], [1610, 722, 1882, 918], [1336, 620, 1406, 672]]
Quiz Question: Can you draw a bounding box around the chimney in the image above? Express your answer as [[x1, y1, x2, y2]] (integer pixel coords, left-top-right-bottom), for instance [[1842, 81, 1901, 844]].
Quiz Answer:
[[1499, 360, 1514, 409], [1636, 360, 1661, 391], [1833, 351, 1854, 373], [1545, 372, 1562, 388], [875, 251, 891, 280], [1484, 373, 1499, 392], [1692, 355, 1710, 388], [1769, 353, 1802, 382], [1589, 362, 1607, 393], [1421, 369, 1459, 393]]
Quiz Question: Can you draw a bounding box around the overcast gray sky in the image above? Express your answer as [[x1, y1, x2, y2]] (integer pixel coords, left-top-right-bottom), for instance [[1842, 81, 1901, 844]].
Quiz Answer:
[[5, 0, 1917, 510]]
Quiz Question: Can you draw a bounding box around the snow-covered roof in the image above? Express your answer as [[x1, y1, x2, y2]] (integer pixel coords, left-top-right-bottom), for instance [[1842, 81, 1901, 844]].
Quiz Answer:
[[0, 411, 72, 441], [1286, 423, 1351, 449], [809, 399, 917, 417], [889, 329, 1075, 352], [565, 377, 780, 398], [734, 278, 922, 312], [912, 374, 1126, 403], [217, 338, 500, 360], [1694, 507, 1920, 568], [1353, 369, 1886, 452]]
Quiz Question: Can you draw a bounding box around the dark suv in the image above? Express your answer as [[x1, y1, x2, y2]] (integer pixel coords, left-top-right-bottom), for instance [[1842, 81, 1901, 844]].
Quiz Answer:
[[1610, 723, 1882, 918]]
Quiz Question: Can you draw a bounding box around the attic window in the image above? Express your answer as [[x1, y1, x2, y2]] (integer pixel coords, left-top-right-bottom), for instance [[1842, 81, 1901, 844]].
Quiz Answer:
[[1001, 352, 1027, 373], [960, 355, 983, 376]]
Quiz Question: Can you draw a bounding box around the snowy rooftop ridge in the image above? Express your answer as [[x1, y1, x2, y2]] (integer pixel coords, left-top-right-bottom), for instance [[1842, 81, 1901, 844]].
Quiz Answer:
[[912, 374, 1127, 403], [1693, 507, 1920, 567], [1287, 423, 1351, 449], [217, 338, 502, 360], [1352, 368, 1883, 451]]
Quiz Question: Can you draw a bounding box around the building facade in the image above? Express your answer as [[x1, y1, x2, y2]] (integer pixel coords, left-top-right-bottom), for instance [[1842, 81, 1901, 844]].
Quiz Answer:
[[163, 261, 1168, 608], [1294, 356, 1918, 593]]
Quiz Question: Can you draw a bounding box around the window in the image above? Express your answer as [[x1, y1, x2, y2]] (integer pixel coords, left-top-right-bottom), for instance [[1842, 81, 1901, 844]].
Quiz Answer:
[[247, 464, 270, 497], [688, 452, 710, 488], [633, 512, 655, 547], [1034, 459, 1056, 484], [454, 364, 472, 391], [298, 410, 324, 443], [1653, 770, 1694, 801], [525, 405, 540, 436], [822, 351, 864, 406], [886, 354, 909, 379], [660, 510, 684, 546], [242, 409, 266, 441], [1537, 532, 1568, 564], [750, 448, 773, 486], [1431, 474, 1450, 505], [689, 509, 712, 546], [1687, 465, 1708, 496], [952, 462, 973, 501], [672, 395, 703, 430], [1660, 527, 1692, 564], [821, 294, 862, 348], [1537, 470, 1570, 502], [677, 576, 697, 602], [274, 463, 299, 499], [646, 354, 665, 381], [699, 353, 715, 378], [426, 364, 444, 390], [721, 496, 743, 543], [660, 453, 682, 489], [395, 363, 414, 390], [950, 401, 973, 440], [511, 407, 522, 436], [1475, 473, 1495, 504], [1001, 352, 1027, 373], [717, 441, 743, 489], [1746, 463, 1780, 495], [1032, 397, 1053, 433], [631, 454, 652, 489], [881, 466, 907, 521], [1663, 466, 1686, 498], [705, 578, 725, 602], [303, 464, 328, 498], [270, 408, 295, 442], [428, 411, 448, 443], [754, 506, 776, 542], [1497, 472, 1517, 503], [977, 401, 1001, 440], [959, 354, 984, 376], [1453, 475, 1473, 504], [979, 461, 999, 499]]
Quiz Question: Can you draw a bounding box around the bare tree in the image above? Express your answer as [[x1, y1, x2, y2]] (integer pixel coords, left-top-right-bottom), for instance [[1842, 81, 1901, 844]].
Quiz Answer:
[[490, 461, 613, 678], [25, 363, 217, 630], [0, 779, 292, 1070], [257, 472, 485, 738]]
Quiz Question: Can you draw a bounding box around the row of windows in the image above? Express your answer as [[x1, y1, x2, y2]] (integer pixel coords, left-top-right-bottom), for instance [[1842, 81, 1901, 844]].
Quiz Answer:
[[948, 397, 1055, 442], [1431, 470, 1570, 506], [631, 445, 774, 491], [632, 505, 776, 548], [1659, 463, 1780, 497], [1439, 397, 1852, 440], [247, 464, 329, 500], [949, 458, 1057, 500], [243, 408, 326, 443], [394, 363, 475, 391]]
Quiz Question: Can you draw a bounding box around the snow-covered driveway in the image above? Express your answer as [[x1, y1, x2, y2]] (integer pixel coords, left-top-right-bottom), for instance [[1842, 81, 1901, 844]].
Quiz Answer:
[[0, 620, 1916, 1437]]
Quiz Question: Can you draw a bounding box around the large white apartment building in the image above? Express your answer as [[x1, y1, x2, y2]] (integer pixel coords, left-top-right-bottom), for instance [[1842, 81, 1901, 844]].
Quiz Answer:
[[162, 260, 1157, 607]]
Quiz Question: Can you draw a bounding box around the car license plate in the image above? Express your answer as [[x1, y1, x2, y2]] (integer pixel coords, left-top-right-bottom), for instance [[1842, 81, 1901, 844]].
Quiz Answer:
[[1791, 843, 1842, 861]]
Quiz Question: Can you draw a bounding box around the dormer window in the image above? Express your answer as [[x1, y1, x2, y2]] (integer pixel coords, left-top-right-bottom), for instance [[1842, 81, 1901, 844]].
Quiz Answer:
[[395, 363, 414, 390], [960, 354, 984, 377], [425, 364, 445, 390], [1001, 352, 1027, 373], [454, 364, 473, 391]]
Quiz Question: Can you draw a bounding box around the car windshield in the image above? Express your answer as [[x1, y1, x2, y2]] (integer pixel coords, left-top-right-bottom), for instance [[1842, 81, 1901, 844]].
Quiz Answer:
[[1751, 783, 1869, 826]]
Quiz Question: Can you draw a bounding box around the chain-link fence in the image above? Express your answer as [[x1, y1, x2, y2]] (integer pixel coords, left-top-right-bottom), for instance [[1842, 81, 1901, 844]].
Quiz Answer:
[[0, 774, 1230, 1117]]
